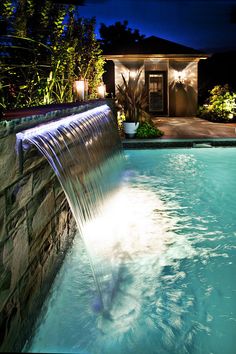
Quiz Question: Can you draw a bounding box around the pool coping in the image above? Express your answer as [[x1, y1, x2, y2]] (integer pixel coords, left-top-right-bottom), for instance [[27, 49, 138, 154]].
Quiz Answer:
[[122, 138, 236, 149]]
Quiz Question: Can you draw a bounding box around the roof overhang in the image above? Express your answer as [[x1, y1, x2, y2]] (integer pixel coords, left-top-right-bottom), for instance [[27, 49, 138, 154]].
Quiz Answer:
[[103, 53, 209, 61]]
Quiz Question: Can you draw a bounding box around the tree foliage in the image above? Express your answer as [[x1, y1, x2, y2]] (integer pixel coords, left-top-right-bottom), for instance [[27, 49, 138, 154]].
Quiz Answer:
[[99, 20, 145, 52], [0, 0, 105, 110], [198, 84, 236, 122], [136, 121, 164, 139]]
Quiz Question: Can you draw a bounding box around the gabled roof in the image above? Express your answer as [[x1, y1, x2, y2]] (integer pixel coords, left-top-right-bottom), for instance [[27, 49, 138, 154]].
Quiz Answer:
[[103, 35, 207, 58]]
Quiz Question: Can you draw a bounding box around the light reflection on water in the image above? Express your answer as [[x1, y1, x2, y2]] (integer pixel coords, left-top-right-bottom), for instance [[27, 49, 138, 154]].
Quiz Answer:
[[27, 148, 236, 354]]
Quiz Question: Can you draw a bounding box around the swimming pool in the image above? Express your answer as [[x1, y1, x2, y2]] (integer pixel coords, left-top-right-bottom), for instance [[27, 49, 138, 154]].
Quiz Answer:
[[26, 148, 236, 354]]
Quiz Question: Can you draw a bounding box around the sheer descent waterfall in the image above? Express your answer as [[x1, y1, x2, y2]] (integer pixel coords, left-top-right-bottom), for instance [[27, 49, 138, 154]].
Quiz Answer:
[[16, 104, 124, 313]]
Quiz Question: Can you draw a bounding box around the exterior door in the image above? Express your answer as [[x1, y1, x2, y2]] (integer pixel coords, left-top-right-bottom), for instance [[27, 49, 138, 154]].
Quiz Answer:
[[146, 71, 167, 115]]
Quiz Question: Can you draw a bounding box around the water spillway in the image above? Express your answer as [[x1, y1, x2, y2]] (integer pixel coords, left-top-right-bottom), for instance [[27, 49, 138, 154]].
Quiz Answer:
[[16, 104, 123, 314]]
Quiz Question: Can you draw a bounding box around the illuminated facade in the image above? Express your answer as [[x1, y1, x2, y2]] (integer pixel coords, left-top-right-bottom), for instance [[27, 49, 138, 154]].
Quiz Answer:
[[103, 36, 208, 116]]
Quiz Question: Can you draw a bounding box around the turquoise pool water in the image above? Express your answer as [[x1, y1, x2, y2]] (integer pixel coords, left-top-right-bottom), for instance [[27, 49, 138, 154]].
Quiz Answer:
[[27, 148, 236, 354]]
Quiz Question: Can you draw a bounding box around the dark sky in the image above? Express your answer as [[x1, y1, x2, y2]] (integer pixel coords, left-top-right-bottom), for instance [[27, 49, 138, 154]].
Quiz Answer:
[[79, 0, 236, 52]]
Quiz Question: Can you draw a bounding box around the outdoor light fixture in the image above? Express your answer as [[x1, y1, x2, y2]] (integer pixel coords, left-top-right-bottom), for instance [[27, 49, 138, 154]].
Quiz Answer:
[[129, 70, 137, 79], [97, 83, 106, 98], [73, 79, 85, 101], [174, 70, 186, 83]]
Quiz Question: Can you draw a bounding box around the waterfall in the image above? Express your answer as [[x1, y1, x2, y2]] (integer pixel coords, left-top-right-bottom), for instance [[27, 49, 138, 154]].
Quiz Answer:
[[16, 104, 124, 313]]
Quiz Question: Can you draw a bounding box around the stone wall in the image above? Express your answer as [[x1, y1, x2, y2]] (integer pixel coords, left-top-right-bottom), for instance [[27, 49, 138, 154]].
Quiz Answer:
[[0, 101, 109, 352]]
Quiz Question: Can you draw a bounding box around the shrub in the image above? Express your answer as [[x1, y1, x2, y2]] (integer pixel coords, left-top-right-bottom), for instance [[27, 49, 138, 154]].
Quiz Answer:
[[198, 84, 236, 122], [116, 70, 149, 123], [0, 2, 105, 110], [116, 111, 126, 135], [136, 121, 164, 139]]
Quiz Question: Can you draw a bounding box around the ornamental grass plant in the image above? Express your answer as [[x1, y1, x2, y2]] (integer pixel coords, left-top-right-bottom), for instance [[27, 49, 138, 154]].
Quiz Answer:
[[116, 70, 150, 123]]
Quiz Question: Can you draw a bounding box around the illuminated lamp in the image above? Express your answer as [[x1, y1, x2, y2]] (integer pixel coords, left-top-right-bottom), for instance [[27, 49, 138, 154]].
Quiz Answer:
[[73, 80, 85, 101], [174, 70, 186, 83], [129, 70, 137, 79], [97, 83, 106, 99]]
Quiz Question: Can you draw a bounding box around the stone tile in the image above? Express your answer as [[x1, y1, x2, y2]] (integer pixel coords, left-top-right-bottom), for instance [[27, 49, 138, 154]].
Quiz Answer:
[[27, 189, 55, 239], [0, 246, 12, 310], [53, 177, 62, 197], [21, 145, 45, 175], [0, 288, 19, 351], [18, 261, 42, 322], [6, 209, 26, 238], [2, 237, 13, 270], [2, 215, 29, 290], [0, 136, 18, 192], [0, 194, 6, 242], [55, 190, 67, 210], [39, 236, 53, 267], [10, 219, 29, 290], [32, 162, 55, 197], [28, 222, 51, 265], [6, 175, 33, 218], [53, 210, 68, 250]]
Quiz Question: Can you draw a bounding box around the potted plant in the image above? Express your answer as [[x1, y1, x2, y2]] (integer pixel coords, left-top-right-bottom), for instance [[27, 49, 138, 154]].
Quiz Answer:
[[116, 70, 149, 138]]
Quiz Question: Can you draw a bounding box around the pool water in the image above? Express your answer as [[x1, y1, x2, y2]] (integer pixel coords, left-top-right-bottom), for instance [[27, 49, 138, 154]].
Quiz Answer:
[[26, 148, 236, 354]]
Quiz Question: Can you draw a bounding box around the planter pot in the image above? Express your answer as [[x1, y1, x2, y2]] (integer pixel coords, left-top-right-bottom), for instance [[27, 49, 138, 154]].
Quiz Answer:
[[123, 122, 139, 138]]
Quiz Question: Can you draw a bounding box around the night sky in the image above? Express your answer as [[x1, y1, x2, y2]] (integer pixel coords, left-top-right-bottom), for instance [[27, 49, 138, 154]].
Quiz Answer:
[[79, 0, 236, 52]]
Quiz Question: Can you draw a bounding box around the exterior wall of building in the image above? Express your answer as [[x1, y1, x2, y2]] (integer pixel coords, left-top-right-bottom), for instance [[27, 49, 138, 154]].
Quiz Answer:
[[113, 58, 199, 117], [144, 59, 168, 72], [169, 60, 198, 116], [114, 59, 145, 93]]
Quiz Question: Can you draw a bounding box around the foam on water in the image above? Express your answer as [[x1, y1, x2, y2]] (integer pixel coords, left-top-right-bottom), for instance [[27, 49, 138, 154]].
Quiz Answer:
[[26, 182, 198, 353], [83, 185, 196, 336]]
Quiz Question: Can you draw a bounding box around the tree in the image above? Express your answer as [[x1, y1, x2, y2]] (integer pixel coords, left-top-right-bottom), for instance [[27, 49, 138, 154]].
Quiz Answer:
[[198, 84, 236, 122], [0, 0, 105, 109], [74, 17, 105, 97], [99, 20, 145, 53]]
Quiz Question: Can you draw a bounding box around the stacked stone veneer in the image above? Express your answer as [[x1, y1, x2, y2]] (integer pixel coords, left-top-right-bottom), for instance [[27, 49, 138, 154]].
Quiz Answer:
[[0, 101, 108, 352]]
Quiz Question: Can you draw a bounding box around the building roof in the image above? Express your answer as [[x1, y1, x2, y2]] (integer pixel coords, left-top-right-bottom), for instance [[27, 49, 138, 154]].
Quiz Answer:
[[103, 35, 207, 58]]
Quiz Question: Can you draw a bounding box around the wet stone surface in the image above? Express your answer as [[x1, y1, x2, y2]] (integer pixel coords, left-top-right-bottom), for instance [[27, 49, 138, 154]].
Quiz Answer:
[[0, 120, 76, 352]]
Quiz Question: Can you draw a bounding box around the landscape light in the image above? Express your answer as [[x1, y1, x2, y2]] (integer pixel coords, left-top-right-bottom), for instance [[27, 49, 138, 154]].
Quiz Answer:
[[73, 80, 85, 101], [97, 83, 106, 98]]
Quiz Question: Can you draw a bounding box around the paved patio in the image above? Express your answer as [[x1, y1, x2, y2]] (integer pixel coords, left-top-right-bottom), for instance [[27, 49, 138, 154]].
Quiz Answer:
[[153, 116, 236, 139], [123, 117, 236, 148]]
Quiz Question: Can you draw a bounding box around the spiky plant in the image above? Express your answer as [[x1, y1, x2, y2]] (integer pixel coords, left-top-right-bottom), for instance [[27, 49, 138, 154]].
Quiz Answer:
[[116, 70, 149, 123]]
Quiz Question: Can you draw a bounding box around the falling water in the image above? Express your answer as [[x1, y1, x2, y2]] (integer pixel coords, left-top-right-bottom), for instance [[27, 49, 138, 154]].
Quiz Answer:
[[16, 104, 124, 314]]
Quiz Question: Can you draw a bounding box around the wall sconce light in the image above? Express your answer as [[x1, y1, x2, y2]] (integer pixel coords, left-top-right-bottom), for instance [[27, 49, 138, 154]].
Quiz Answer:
[[73, 80, 85, 101], [174, 70, 186, 83], [129, 70, 137, 79], [97, 83, 106, 99]]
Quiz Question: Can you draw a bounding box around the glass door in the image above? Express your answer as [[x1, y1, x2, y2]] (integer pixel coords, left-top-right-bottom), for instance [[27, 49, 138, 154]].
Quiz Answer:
[[146, 71, 167, 115]]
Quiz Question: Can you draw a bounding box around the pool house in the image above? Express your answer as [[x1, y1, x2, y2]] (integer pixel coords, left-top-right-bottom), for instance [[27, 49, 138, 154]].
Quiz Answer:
[[103, 36, 208, 117]]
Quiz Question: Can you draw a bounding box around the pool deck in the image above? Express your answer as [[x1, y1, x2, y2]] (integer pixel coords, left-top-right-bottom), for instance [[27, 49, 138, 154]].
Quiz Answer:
[[122, 117, 236, 148]]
